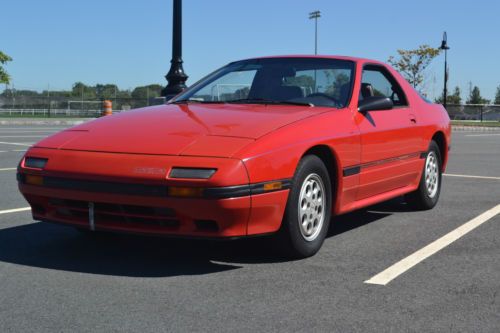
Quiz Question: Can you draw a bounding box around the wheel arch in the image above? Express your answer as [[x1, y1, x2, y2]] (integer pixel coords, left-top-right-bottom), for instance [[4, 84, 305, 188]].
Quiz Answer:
[[301, 145, 342, 214], [431, 131, 448, 171]]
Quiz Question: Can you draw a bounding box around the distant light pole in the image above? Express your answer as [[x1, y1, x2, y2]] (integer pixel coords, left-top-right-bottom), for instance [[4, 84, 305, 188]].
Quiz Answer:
[[309, 10, 321, 55], [162, 0, 188, 98], [439, 31, 450, 109]]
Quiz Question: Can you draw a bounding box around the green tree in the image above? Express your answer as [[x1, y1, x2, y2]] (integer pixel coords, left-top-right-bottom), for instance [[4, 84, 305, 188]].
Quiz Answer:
[[95, 84, 119, 99], [71, 82, 96, 99], [435, 86, 462, 105], [0, 51, 13, 84], [466, 86, 489, 104], [494, 85, 500, 105], [284, 75, 315, 92], [388, 45, 441, 88], [1, 89, 39, 97], [325, 72, 350, 100], [131, 84, 162, 99]]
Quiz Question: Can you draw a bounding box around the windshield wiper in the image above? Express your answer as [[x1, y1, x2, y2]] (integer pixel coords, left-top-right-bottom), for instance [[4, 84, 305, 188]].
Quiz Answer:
[[169, 99, 226, 104], [226, 98, 314, 107]]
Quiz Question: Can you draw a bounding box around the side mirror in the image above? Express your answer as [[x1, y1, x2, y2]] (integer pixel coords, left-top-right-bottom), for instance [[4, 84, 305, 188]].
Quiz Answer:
[[358, 96, 393, 113]]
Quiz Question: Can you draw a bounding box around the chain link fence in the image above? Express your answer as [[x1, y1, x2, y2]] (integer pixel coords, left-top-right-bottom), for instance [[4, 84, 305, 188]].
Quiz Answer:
[[1, 95, 499, 121], [0, 96, 166, 117], [446, 104, 500, 122]]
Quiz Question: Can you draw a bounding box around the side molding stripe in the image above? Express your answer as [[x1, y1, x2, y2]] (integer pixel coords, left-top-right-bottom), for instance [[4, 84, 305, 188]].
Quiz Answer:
[[343, 166, 361, 177], [343, 151, 426, 177]]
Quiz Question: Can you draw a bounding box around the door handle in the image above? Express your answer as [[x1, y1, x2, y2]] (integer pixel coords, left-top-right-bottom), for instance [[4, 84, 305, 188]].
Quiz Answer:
[[409, 114, 417, 124]]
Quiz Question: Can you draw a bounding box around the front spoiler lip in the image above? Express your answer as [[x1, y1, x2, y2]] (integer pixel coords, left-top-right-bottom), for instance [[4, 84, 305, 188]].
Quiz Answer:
[[39, 218, 277, 240], [18, 172, 292, 199], [39, 218, 246, 240]]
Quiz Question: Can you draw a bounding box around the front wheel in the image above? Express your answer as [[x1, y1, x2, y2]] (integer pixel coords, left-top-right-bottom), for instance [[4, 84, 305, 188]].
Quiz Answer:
[[405, 140, 442, 210], [276, 155, 332, 258]]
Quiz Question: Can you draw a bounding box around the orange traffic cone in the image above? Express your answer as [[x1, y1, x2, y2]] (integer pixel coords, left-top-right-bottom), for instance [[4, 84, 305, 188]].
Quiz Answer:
[[102, 100, 113, 116]]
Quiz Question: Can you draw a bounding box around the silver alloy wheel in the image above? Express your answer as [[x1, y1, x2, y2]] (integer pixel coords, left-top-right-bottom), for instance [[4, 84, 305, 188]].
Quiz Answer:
[[425, 151, 439, 198], [298, 173, 326, 242]]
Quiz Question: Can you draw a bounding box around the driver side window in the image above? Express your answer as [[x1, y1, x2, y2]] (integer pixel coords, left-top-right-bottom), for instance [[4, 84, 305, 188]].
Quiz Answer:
[[360, 66, 408, 107]]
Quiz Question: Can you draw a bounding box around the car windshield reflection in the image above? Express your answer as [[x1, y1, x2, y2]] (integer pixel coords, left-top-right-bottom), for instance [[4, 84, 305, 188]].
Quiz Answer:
[[171, 57, 355, 108]]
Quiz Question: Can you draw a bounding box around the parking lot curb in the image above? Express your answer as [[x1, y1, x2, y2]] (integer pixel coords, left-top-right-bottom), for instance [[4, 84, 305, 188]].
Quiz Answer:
[[452, 125, 500, 132], [0, 118, 93, 126]]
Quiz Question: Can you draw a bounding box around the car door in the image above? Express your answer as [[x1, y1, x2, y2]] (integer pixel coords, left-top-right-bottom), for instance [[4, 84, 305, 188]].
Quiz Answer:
[[354, 64, 421, 200]]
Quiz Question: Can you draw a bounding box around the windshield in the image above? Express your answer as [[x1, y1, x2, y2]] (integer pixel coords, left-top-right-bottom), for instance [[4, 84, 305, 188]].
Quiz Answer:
[[171, 58, 355, 108]]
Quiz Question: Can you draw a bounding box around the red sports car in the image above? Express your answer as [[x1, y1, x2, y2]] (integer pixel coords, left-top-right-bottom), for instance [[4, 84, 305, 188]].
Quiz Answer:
[[17, 56, 451, 258]]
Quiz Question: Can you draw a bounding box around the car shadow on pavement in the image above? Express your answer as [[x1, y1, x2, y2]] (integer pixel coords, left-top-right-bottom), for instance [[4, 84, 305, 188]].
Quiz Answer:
[[327, 196, 417, 237], [0, 198, 408, 277], [327, 209, 391, 237], [0, 222, 244, 277]]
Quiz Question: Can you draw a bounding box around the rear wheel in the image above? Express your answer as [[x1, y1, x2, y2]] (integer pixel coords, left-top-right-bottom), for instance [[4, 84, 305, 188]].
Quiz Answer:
[[276, 155, 332, 258], [405, 141, 442, 210]]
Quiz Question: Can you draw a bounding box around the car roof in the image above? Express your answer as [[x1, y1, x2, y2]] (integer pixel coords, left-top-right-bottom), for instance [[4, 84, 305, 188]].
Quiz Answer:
[[240, 55, 386, 66]]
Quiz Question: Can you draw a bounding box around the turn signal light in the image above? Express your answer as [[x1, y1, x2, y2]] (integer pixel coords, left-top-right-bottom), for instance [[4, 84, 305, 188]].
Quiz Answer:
[[25, 175, 44, 186], [263, 181, 283, 191], [168, 187, 204, 198]]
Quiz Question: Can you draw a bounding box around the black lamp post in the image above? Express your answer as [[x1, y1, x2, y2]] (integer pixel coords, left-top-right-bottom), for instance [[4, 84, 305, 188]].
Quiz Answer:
[[162, 0, 188, 98], [439, 31, 450, 109]]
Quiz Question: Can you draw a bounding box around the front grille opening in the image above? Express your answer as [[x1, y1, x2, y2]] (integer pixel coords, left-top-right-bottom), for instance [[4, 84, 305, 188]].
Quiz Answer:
[[96, 213, 180, 228], [47, 198, 180, 229], [94, 202, 175, 218], [49, 198, 89, 220], [50, 198, 88, 210], [56, 208, 88, 219], [194, 220, 219, 232]]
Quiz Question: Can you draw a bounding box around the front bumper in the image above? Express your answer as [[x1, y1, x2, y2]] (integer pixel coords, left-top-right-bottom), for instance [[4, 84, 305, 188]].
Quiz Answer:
[[17, 148, 290, 238]]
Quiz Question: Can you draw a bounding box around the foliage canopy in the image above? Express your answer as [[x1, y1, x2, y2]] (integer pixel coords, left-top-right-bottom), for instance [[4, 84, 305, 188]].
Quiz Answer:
[[466, 86, 489, 104], [388, 45, 441, 88], [0, 51, 13, 84]]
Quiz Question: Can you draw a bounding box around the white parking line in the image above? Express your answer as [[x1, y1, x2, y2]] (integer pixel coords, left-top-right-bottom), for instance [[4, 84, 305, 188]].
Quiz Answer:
[[365, 203, 500, 286], [0, 149, 26, 153], [0, 142, 32, 146], [0, 168, 16, 171], [0, 207, 31, 215], [444, 173, 500, 181], [0, 149, 28, 153]]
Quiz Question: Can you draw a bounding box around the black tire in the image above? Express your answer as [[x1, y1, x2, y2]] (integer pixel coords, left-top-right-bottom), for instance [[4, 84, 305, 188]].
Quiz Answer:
[[276, 155, 332, 258], [405, 141, 442, 210]]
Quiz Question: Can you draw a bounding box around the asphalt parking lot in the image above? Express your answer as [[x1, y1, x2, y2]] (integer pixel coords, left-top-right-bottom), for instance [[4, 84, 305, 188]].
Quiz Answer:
[[0, 124, 499, 332]]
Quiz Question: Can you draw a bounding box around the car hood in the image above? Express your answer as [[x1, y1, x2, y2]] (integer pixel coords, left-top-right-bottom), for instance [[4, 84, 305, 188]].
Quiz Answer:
[[34, 103, 323, 157]]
